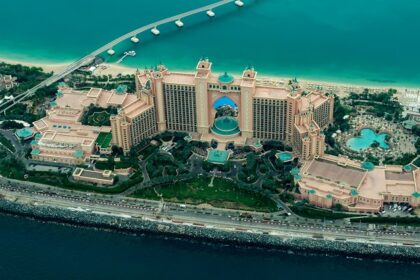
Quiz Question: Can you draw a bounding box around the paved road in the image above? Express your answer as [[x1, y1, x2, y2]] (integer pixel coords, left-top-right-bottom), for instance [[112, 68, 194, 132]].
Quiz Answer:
[[1, 177, 419, 247]]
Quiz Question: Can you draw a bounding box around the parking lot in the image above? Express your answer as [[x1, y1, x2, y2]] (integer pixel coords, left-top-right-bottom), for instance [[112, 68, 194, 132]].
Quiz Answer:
[[380, 203, 414, 217]]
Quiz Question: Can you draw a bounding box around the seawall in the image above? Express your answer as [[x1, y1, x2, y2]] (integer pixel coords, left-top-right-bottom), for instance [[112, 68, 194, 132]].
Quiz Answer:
[[0, 198, 419, 263]]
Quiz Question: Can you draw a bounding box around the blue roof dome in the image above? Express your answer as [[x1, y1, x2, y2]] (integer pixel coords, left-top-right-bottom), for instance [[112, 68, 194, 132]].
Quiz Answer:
[[218, 72, 234, 84]]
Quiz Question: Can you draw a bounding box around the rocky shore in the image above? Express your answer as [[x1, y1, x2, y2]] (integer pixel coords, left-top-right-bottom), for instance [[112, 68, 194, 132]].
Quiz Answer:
[[0, 198, 419, 263]]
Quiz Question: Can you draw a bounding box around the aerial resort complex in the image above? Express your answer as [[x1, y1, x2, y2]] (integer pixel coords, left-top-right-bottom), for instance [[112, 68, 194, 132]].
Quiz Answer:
[[5, 58, 416, 215], [1, 0, 420, 266]]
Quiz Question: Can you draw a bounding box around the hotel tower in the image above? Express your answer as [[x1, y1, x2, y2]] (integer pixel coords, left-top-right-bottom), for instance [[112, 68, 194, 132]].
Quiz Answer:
[[111, 58, 334, 160]]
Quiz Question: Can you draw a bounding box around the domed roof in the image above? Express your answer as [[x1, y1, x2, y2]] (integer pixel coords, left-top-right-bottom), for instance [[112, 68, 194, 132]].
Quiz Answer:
[[211, 116, 240, 136], [218, 72, 234, 84], [361, 161, 375, 171]]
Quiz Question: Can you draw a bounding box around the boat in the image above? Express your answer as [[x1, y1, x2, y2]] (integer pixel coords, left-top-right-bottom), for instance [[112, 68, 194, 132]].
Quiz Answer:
[[107, 49, 115, 56], [235, 1, 244, 7]]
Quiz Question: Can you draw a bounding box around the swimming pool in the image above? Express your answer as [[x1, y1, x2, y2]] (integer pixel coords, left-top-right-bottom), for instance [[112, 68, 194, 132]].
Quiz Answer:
[[346, 128, 390, 152]]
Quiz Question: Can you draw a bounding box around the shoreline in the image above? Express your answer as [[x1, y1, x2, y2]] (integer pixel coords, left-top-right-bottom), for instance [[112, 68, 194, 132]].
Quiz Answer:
[[1, 199, 419, 263], [0, 193, 419, 263], [2, 57, 420, 94]]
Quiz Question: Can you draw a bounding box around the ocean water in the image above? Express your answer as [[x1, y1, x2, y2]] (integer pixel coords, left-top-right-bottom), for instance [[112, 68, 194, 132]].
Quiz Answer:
[[0, 214, 418, 280], [1, 0, 420, 86]]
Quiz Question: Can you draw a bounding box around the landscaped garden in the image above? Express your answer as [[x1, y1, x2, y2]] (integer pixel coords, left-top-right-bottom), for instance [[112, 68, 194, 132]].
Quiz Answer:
[[89, 111, 111, 126], [81, 104, 118, 126], [324, 91, 418, 166], [131, 176, 278, 212]]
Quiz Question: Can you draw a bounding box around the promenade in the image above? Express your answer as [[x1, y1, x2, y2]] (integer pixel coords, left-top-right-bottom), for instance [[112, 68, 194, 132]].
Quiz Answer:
[[1, 176, 419, 249]]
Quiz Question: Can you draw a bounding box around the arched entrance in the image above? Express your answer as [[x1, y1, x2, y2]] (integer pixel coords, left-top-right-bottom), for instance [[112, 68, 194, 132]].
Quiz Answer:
[[211, 96, 240, 137]]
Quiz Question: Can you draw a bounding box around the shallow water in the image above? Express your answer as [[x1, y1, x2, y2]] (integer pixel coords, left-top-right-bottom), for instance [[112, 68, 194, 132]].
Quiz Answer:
[[1, 0, 420, 86]]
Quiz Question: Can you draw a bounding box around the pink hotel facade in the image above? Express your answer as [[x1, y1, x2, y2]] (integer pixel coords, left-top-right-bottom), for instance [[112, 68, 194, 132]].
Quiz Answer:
[[111, 58, 334, 160], [298, 155, 420, 213], [27, 59, 420, 212]]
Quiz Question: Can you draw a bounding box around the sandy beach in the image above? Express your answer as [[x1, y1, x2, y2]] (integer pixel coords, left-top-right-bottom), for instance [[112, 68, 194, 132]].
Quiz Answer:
[[1, 56, 418, 97]]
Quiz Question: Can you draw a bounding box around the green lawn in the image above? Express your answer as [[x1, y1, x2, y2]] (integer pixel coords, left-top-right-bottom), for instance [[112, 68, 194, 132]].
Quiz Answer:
[[96, 132, 112, 149], [131, 177, 278, 212]]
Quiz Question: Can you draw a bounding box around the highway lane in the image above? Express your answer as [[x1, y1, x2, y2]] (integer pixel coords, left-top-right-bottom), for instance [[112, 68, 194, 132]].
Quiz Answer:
[[1, 180, 419, 247]]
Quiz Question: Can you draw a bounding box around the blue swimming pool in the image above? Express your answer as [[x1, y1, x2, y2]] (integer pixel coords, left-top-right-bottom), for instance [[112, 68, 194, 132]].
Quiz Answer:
[[346, 128, 389, 151], [277, 152, 293, 162]]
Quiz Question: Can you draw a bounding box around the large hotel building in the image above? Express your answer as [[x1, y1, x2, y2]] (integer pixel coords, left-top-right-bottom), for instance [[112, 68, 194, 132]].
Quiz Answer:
[[111, 58, 334, 160], [26, 59, 420, 212]]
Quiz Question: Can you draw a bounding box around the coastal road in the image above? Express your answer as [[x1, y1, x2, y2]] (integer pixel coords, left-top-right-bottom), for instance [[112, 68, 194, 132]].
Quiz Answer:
[[0, 0, 239, 114], [1, 179, 419, 247]]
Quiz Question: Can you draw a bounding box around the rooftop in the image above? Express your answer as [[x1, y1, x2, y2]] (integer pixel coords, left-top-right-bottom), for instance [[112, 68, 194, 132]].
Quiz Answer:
[[305, 158, 366, 188], [218, 72, 234, 84], [211, 116, 240, 136], [361, 161, 375, 171], [73, 168, 114, 182], [162, 72, 195, 85], [207, 149, 231, 164], [402, 120, 417, 130], [73, 149, 84, 159], [254, 86, 290, 99], [16, 128, 34, 138], [115, 85, 127, 94]]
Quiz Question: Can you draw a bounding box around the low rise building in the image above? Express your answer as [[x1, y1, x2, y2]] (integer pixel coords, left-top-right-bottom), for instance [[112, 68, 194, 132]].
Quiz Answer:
[[298, 155, 420, 213], [31, 86, 137, 164], [0, 74, 18, 91], [72, 168, 115, 185], [399, 89, 420, 122]]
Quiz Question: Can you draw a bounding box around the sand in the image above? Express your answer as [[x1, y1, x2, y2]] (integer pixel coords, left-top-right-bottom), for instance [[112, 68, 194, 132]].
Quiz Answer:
[[1, 56, 418, 97]]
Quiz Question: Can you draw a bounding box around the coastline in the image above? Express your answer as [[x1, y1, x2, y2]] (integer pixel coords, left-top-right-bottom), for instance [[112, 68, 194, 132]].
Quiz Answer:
[[0, 198, 419, 263], [2, 56, 419, 95]]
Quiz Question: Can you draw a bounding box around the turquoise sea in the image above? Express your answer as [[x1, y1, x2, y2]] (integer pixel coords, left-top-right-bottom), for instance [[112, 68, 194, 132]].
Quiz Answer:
[[1, 0, 420, 86]]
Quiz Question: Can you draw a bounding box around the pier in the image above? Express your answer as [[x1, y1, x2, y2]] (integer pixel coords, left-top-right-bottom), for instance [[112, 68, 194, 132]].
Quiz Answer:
[[0, 0, 242, 114], [116, 51, 136, 64]]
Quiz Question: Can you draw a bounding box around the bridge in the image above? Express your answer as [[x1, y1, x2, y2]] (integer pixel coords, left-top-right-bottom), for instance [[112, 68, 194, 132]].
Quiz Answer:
[[0, 0, 243, 114]]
